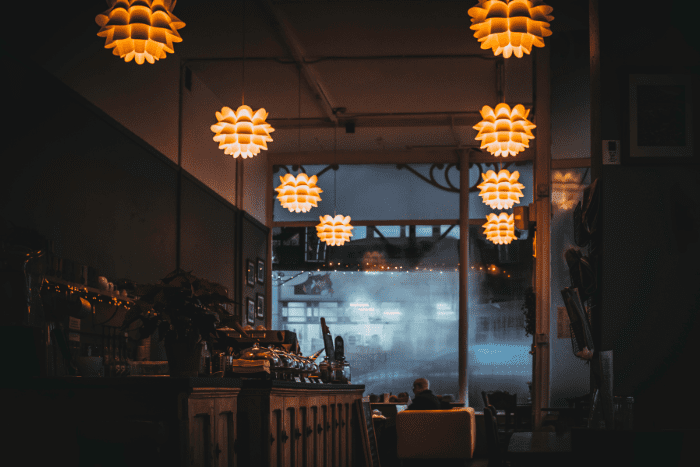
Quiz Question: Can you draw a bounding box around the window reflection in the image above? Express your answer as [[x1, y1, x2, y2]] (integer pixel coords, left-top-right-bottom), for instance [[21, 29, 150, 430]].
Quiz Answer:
[[272, 223, 532, 405]]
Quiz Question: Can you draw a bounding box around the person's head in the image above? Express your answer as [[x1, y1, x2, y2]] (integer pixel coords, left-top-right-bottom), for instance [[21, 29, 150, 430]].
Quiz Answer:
[[412, 378, 429, 395]]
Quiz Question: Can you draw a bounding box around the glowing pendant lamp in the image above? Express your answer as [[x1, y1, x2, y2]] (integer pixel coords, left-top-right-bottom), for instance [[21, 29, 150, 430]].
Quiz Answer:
[[275, 173, 323, 213], [474, 103, 535, 157], [483, 212, 517, 245], [316, 215, 353, 246], [95, 0, 185, 65], [468, 0, 554, 59], [477, 169, 525, 209], [211, 105, 274, 159]]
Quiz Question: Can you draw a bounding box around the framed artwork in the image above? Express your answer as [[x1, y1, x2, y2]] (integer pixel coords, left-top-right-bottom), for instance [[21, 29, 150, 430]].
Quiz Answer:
[[246, 259, 255, 287], [623, 71, 697, 165], [257, 258, 265, 284], [247, 297, 255, 324], [256, 293, 265, 320]]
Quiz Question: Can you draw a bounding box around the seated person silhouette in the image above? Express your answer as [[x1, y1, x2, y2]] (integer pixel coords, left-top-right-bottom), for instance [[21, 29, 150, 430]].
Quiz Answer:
[[407, 378, 443, 410]]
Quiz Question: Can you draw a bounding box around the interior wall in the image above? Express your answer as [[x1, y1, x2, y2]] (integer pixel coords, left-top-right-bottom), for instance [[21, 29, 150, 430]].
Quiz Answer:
[[1, 49, 269, 335], [597, 1, 700, 429], [2, 50, 178, 286], [548, 26, 592, 406]]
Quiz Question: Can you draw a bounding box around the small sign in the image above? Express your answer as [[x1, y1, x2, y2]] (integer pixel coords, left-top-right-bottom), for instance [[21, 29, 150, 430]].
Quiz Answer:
[[602, 140, 621, 165], [68, 316, 81, 331], [68, 332, 80, 342], [294, 376, 302, 383]]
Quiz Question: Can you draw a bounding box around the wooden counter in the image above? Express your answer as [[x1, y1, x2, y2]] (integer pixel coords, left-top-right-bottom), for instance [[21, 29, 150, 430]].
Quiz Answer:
[[3, 377, 364, 467]]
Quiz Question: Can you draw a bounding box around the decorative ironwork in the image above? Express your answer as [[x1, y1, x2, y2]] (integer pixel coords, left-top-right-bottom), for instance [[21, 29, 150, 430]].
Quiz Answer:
[[397, 162, 516, 193]]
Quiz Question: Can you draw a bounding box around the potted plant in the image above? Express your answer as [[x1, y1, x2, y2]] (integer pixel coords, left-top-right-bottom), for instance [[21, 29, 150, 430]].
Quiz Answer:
[[120, 268, 244, 377]]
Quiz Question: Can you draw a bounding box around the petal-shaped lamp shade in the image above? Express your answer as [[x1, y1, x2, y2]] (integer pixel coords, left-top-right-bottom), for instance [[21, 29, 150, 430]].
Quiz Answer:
[[483, 212, 517, 245], [211, 105, 275, 159], [316, 215, 353, 246], [275, 173, 323, 213], [468, 0, 554, 58], [95, 0, 185, 64], [477, 169, 525, 210], [473, 103, 536, 157]]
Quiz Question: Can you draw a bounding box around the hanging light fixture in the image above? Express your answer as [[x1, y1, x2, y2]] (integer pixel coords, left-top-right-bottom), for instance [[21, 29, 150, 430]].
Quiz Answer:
[[317, 125, 352, 246], [95, 0, 185, 65], [275, 173, 323, 213], [473, 103, 535, 157], [477, 168, 525, 209], [211, 106, 274, 158], [468, 0, 554, 59], [483, 212, 517, 245], [274, 65, 320, 212], [211, 0, 273, 158], [316, 215, 353, 246]]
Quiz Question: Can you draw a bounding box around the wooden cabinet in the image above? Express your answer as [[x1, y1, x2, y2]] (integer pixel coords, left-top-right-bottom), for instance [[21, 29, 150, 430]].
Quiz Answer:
[[237, 382, 364, 467], [184, 388, 241, 467], [4, 378, 363, 467]]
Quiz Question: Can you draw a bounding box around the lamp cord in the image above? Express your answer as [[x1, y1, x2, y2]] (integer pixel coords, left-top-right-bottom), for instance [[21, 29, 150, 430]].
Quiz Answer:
[[241, 0, 246, 105], [298, 65, 301, 154], [334, 125, 337, 216]]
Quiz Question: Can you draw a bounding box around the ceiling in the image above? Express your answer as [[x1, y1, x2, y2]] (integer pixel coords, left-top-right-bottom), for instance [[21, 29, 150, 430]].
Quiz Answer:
[[6, 0, 588, 155]]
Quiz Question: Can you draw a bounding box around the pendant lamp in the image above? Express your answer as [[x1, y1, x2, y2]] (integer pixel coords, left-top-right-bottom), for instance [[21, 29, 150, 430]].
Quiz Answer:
[[474, 103, 535, 157], [316, 126, 351, 246], [477, 169, 525, 210], [468, 0, 554, 59], [275, 173, 323, 213], [483, 212, 517, 245], [211, 106, 274, 159], [95, 0, 185, 64], [211, 0, 273, 159], [316, 215, 353, 246]]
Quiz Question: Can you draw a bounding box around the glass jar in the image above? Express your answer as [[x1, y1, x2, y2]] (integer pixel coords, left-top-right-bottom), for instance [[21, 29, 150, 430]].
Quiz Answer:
[[332, 357, 351, 383]]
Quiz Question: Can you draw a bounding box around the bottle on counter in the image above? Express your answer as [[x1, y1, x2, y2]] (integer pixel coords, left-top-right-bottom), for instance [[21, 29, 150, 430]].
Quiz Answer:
[[104, 328, 113, 377], [123, 332, 131, 377], [319, 356, 331, 383]]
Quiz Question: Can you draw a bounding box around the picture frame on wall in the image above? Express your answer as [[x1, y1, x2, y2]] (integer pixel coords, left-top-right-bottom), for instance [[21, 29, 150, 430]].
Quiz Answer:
[[256, 293, 265, 320], [623, 71, 697, 165], [247, 297, 255, 324], [257, 258, 265, 284], [246, 259, 255, 287]]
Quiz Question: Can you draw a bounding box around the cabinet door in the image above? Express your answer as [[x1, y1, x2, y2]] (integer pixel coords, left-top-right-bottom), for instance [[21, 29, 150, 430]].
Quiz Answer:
[[188, 398, 214, 467], [213, 397, 237, 467], [269, 395, 286, 467]]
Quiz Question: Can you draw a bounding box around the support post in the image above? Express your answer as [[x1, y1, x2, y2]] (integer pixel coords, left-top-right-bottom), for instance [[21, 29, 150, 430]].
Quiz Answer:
[[458, 149, 470, 406], [534, 43, 551, 428]]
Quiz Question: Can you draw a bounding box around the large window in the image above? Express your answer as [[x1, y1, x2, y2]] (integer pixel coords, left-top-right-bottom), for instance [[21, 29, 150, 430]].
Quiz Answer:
[[272, 222, 533, 406]]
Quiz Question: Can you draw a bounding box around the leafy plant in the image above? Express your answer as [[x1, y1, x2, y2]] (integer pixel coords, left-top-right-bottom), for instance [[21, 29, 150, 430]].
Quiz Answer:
[[120, 268, 237, 349]]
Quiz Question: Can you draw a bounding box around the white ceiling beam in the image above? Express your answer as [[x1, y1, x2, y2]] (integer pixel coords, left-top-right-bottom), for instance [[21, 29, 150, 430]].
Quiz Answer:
[[260, 0, 339, 125]]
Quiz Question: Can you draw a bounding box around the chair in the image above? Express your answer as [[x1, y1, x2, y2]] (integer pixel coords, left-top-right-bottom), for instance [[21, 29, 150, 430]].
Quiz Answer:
[[483, 405, 510, 467], [483, 391, 518, 434], [396, 407, 476, 465]]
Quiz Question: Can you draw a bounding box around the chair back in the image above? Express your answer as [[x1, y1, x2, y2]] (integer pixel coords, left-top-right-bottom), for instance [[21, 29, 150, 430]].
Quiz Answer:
[[483, 405, 503, 466], [484, 391, 517, 432], [396, 407, 476, 459]]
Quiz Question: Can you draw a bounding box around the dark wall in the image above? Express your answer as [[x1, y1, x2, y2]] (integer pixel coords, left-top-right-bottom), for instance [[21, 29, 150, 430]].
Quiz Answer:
[[597, 1, 700, 429], [241, 213, 269, 329], [1, 46, 268, 334]]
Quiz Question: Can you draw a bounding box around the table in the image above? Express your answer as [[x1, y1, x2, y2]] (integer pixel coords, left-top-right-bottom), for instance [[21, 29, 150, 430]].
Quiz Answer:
[[508, 431, 572, 466]]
